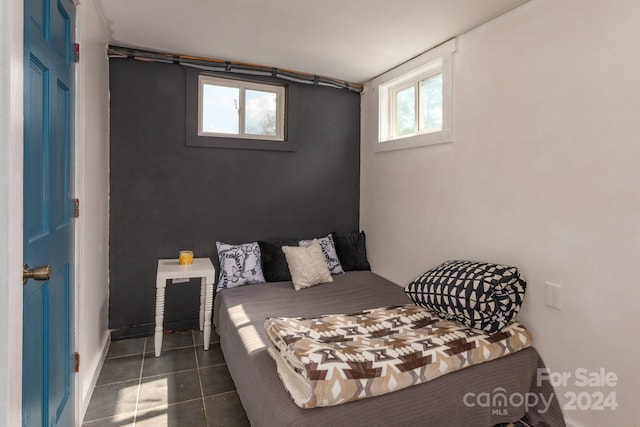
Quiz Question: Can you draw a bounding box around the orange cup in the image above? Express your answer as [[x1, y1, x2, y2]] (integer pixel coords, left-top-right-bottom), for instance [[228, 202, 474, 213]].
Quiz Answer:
[[178, 250, 194, 265]]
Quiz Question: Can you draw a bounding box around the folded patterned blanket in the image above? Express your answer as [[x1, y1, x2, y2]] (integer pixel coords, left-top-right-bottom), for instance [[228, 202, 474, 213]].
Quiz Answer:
[[265, 304, 532, 408]]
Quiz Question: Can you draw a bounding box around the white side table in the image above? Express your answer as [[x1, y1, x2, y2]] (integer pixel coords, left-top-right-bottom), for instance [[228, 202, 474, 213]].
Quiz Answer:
[[155, 258, 216, 357]]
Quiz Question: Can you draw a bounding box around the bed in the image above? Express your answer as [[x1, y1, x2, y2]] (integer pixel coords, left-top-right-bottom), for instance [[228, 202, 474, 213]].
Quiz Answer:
[[213, 270, 565, 427]]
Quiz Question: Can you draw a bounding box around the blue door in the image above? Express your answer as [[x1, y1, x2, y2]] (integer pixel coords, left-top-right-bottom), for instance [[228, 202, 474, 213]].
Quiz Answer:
[[23, 0, 75, 426]]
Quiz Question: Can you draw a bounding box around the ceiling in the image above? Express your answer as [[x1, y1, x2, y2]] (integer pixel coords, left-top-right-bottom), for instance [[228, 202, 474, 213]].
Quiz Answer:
[[96, 0, 530, 84]]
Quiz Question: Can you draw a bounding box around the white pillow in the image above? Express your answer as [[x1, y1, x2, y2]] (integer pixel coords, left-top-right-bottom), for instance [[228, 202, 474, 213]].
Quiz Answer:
[[282, 239, 333, 290]]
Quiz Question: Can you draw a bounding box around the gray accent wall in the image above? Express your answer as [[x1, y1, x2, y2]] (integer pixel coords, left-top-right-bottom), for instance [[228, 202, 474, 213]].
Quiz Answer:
[[109, 58, 361, 338]]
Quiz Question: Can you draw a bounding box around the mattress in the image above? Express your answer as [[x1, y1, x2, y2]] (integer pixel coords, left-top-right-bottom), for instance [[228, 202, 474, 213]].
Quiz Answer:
[[213, 271, 565, 427]]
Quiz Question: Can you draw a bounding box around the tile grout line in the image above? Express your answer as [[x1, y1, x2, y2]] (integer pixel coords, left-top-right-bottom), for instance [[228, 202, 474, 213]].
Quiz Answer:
[[131, 337, 148, 427], [82, 410, 137, 425], [193, 329, 210, 427], [141, 367, 198, 380], [108, 344, 192, 360], [140, 343, 196, 356], [208, 389, 237, 398]]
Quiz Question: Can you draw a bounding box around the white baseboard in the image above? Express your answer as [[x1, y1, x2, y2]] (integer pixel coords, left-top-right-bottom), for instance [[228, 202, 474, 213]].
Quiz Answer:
[[78, 331, 111, 424]]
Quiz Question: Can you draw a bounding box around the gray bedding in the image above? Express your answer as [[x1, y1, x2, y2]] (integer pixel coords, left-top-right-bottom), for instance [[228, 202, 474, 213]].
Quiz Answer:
[[213, 271, 565, 427]]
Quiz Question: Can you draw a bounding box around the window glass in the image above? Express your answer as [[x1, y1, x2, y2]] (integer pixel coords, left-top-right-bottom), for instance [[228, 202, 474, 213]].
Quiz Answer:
[[396, 86, 416, 137], [420, 73, 443, 131], [201, 84, 239, 134], [245, 90, 277, 136]]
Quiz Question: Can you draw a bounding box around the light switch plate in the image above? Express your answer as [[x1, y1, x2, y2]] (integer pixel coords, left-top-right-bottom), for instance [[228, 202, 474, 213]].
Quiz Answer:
[[545, 282, 562, 310]]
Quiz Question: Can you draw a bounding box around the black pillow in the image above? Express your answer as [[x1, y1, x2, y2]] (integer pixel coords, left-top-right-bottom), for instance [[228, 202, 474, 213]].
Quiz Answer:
[[331, 231, 371, 271], [258, 240, 299, 282]]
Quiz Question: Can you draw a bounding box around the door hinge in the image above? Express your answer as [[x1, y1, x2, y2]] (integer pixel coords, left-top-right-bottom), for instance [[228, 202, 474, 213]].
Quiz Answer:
[[74, 352, 80, 373], [74, 43, 80, 63], [74, 198, 80, 218]]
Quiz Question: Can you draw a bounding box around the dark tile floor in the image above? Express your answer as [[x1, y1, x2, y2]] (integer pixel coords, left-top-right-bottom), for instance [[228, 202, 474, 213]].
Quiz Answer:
[[82, 329, 250, 427]]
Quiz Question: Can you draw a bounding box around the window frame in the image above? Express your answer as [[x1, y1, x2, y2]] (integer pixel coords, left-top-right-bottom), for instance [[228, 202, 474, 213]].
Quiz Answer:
[[185, 69, 297, 152], [198, 75, 285, 141], [374, 39, 456, 152]]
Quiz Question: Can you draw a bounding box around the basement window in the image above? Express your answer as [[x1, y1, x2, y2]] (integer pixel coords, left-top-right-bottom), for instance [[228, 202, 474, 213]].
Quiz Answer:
[[375, 39, 455, 152], [186, 70, 297, 151], [198, 75, 285, 141]]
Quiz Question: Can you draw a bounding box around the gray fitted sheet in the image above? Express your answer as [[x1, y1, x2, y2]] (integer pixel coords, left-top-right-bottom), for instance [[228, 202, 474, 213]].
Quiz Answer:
[[213, 271, 565, 427]]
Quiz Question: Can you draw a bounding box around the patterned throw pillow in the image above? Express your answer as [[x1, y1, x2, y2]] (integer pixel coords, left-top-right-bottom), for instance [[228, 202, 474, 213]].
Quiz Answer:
[[404, 260, 526, 334], [282, 239, 333, 290], [299, 234, 344, 275], [216, 241, 266, 292]]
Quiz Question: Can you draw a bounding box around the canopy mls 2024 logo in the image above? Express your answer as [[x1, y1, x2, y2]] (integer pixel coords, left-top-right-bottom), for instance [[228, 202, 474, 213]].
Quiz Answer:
[[463, 367, 618, 416]]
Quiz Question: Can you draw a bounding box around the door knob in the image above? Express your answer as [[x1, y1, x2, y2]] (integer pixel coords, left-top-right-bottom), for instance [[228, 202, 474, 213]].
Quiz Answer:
[[23, 264, 51, 285]]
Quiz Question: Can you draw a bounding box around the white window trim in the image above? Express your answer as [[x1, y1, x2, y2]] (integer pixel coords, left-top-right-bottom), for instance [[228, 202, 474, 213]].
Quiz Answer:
[[373, 38, 456, 153], [197, 75, 285, 141]]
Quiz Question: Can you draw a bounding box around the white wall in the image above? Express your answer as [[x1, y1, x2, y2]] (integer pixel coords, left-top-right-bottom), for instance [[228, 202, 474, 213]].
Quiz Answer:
[[0, 0, 24, 425], [361, 0, 639, 426], [74, 0, 111, 423]]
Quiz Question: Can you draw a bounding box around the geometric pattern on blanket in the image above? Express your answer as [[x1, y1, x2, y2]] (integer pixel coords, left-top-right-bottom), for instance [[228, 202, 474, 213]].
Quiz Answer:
[[265, 304, 532, 408]]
